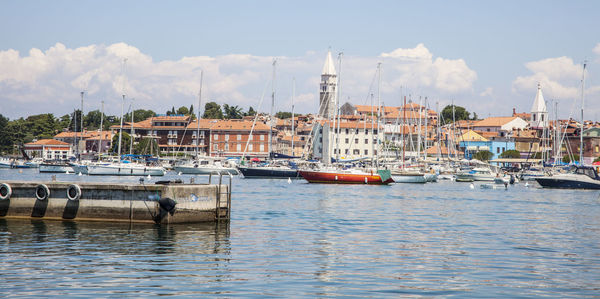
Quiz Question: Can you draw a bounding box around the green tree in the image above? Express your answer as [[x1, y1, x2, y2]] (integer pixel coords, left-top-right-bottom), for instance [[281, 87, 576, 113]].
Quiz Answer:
[[203, 102, 223, 119], [176, 106, 189, 115], [111, 132, 131, 155], [562, 154, 580, 164], [530, 152, 543, 159], [123, 109, 156, 124], [0, 114, 12, 154], [223, 104, 243, 119], [499, 149, 521, 158], [275, 111, 292, 119], [441, 105, 473, 125], [473, 150, 494, 161], [245, 106, 257, 117], [594, 156, 600, 163]]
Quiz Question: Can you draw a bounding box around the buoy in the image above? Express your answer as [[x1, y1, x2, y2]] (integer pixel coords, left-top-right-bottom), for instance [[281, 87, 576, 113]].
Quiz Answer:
[[287, 177, 291, 184], [469, 183, 475, 189]]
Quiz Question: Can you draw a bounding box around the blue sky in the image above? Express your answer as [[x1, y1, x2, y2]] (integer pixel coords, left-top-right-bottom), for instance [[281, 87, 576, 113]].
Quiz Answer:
[[1, 0, 599, 120]]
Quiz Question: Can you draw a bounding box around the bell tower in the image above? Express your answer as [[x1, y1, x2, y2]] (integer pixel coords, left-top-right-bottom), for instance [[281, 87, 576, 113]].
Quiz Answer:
[[319, 50, 337, 120]]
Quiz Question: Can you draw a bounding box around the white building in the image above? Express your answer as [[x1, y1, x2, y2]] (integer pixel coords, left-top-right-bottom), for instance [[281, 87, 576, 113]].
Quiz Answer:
[[23, 139, 72, 160], [312, 121, 384, 161], [530, 83, 548, 128]]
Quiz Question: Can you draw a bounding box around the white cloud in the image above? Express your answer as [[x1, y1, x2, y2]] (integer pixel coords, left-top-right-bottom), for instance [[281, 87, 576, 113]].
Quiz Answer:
[[479, 87, 493, 97], [0, 42, 477, 119], [379, 43, 477, 94], [512, 56, 586, 99]]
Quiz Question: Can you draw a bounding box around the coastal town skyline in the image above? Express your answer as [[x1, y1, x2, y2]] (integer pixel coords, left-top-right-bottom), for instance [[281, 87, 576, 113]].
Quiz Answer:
[[1, 1, 599, 121]]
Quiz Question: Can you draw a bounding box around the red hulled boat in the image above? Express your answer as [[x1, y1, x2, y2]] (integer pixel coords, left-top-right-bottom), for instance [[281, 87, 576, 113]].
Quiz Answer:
[[299, 169, 394, 185]]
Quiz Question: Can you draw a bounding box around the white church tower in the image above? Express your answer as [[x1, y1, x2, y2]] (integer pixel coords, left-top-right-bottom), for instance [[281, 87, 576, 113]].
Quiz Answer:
[[319, 50, 337, 120], [530, 83, 548, 128]]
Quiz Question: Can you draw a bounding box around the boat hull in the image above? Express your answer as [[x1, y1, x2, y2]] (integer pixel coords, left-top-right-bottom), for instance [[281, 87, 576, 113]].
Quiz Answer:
[[299, 170, 393, 185], [535, 177, 600, 189], [392, 174, 427, 183], [238, 166, 299, 178], [174, 166, 239, 175], [39, 164, 74, 173], [87, 164, 165, 176]]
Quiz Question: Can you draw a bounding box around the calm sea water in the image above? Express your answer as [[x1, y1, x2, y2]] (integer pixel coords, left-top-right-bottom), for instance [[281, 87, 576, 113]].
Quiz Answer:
[[1, 168, 599, 297]]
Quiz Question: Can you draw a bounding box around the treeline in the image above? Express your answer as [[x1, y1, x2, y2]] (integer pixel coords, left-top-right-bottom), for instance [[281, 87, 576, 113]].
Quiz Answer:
[[0, 101, 293, 155]]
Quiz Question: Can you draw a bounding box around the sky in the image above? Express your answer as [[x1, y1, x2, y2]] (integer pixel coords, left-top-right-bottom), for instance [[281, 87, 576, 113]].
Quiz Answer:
[[1, 0, 599, 121]]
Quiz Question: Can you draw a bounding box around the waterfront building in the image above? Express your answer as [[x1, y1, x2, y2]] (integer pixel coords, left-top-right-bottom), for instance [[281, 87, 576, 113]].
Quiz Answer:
[[23, 139, 72, 160], [312, 120, 384, 161]]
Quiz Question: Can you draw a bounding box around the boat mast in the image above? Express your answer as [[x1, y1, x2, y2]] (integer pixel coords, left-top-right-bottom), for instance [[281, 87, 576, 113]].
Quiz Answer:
[[268, 59, 276, 159], [376, 62, 381, 168], [291, 77, 295, 156], [580, 61, 586, 165], [196, 70, 203, 159], [130, 100, 134, 156], [402, 95, 406, 170], [117, 58, 127, 160], [98, 100, 104, 155], [79, 91, 84, 161], [335, 53, 343, 162]]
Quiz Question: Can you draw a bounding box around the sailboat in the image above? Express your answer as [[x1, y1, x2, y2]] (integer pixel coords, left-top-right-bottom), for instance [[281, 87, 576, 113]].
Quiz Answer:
[[298, 54, 393, 185], [237, 59, 300, 179], [87, 60, 165, 176]]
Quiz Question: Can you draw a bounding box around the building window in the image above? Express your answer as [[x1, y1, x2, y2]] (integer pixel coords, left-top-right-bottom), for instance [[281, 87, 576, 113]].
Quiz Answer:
[[225, 144, 229, 151], [353, 149, 360, 155], [365, 129, 369, 135], [237, 144, 241, 151], [260, 135, 265, 141], [214, 134, 218, 140], [214, 144, 218, 150], [497, 147, 500, 154], [541, 114, 544, 121], [355, 138, 359, 144], [364, 149, 369, 155], [345, 149, 349, 154], [345, 138, 349, 144], [345, 129, 349, 134], [260, 144, 265, 152], [533, 114, 536, 121], [320, 137, 323, 143], [249, 144, 253, 151], [237, 134, 241, 140], [249, 135, 253, 140], [225, 134, 229, 141], [374, 129, 378, 134], [365, 139, 369, 144], [596, 145, 599, 153]]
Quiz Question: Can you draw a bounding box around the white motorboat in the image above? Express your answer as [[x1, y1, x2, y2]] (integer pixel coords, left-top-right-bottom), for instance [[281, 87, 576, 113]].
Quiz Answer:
[[174, 158, 239, 175], [391, 169, 427, 183], [87, 162, 165, 176], [456, 167, 497, 182], [535, 166, 600, 189], [39, 161, 74, 173]]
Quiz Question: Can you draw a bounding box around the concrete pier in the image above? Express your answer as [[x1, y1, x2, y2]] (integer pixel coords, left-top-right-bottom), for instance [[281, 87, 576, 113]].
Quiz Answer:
[[0, 180, 230, 224]]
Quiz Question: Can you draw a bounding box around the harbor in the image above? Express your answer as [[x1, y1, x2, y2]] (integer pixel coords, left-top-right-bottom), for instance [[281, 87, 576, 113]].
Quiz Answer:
[[1, 168, 599, 297]]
